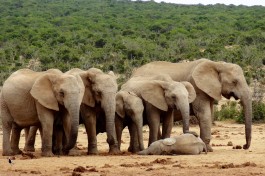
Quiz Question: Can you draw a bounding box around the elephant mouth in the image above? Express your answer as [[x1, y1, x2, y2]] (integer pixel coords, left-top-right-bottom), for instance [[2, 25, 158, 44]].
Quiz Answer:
[[171, 104, 177, 109], [224, 92, 239, 100]]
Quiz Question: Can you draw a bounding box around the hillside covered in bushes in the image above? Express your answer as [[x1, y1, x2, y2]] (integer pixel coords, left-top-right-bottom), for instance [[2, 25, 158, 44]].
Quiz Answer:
[[1, 0, 265, 84]]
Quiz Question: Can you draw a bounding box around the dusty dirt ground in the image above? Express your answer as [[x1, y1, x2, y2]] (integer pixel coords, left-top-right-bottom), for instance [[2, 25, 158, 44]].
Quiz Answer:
[[0, 121, 265, 176]]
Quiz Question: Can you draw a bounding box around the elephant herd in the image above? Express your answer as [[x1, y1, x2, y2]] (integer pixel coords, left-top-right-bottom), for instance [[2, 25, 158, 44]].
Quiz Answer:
[[0, 58, 252, 157]]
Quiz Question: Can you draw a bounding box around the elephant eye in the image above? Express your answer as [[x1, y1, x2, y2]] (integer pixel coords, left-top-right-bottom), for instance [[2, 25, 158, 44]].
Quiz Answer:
[[59, 91, 64, 97], [232, 80, 238, 85], [171, 95, 177, 99], [95, 90, 101, 96]]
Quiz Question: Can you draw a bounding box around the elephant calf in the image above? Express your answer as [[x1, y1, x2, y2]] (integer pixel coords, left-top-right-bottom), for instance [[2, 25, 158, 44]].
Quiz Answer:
[[138, 133, 207, 155], [115, 90, 145, 152]]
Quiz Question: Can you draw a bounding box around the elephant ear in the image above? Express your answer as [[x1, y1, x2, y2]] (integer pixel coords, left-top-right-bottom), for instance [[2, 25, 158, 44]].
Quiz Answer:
[[162, 137, 176, 146], [116, 91, 125, 118], [79, 72, 96, 107], [181, 81, 196, 103], [30, 74, 59, 111], [108, 71, 115, 77], [192, 61, 222, 101], [140, 81, 168, 111], [75, 75, 85, 106], [108, 71, 120, 82]]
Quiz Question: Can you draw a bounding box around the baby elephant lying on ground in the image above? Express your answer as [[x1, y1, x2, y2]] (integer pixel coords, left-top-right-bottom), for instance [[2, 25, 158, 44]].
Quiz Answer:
[[138, 133, 207, 155]]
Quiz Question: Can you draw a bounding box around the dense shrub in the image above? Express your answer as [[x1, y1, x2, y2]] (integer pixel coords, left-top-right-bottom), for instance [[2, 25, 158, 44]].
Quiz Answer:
[[236, 101, 265, 123], [214, 100, 265, 123], [0, 0, 265, 86], [214, 101, 242, 121]]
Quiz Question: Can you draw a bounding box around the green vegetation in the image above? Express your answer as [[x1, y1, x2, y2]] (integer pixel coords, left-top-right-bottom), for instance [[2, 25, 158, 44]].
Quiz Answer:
[[214, 100, 265, 123], [214, 101, 242, 121], [1, 0, 265, 84], [250, 101, 265, 122]]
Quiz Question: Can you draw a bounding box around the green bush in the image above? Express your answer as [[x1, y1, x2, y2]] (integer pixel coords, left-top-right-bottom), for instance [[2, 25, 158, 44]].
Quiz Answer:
[[214, 101, 242, 121], [236, 101, 265, 123], [214, 101, 265, 123]]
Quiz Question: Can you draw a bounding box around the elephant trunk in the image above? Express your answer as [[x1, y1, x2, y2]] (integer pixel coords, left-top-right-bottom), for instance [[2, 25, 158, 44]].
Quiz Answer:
[[102, 93, 120, 154], [177, 99, 190, 134], [241, 94, 252, 149], [64, 103, 80, 151]]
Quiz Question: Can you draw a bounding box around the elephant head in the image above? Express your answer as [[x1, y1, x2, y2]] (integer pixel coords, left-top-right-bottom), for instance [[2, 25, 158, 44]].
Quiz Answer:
[[139, 80, 196, 133], [116, 91, 144, 118], [192, 60, 252, 149], [30, 73, 85, 151]]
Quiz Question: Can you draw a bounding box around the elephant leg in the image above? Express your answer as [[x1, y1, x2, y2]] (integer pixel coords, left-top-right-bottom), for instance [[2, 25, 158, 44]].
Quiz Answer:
[[24, 127, 29, 143], [10, 123, 23, 155], [24, 126, 39, 152], [52, 125, 64, 155], [61, 112, 81, 156], [131, 113, 144, 151], [81, 107, 98, 155], [36, 102, 54, 157], [128, 123, 140, 153], [1, 101, 14, 156], [210, 100, 215, 124], [192, 95, 213, 152], [62, 112, 71, 153], [146, 103, 161, 146], [162, 109, 173, 139], [127, 123, 134, 152], [115, 116, 124, 150], [87, 115, 98, 154]]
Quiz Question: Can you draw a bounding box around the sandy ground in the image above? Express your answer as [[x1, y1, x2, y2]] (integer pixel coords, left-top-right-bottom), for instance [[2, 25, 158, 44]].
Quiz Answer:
[[0, 121, 265, 176]]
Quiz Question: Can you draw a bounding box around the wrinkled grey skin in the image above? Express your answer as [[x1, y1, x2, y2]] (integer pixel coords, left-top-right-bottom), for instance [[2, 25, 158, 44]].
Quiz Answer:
[[23, 69, 63, 152], [119, 74, 196, 152], [23, 122, 62, 154], [66, 68, 119, 154], [138, 133, 207, 155], [0, 69, 84, 156], [132, 59, 252, 152], [115, 91, 145, 152], [23, 126, 41, 152]]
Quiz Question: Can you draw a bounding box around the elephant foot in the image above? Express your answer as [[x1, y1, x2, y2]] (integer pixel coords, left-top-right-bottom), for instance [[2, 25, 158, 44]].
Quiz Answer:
[[128, 145, 141, 153], [53, 149, 63, 156], [243, 143, 250, 150], [41, 151, 54, 157], [2, 149, 15, 156], [24, 146, 35, 152], [139, 145, 145, 151], [109, 146, 121, 155], [206, 144, 213, 152], [12, 148, 23, 155], [87, 147, 98, 155]]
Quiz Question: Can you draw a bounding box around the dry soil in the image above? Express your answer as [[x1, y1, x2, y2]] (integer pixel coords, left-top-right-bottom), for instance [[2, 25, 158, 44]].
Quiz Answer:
[[0, 121, 265, 176]]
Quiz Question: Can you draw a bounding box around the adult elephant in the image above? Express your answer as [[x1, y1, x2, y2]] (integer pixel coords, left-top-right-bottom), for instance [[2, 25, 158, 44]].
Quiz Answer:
[[66, 68, 119, 154], [119, 75, 196, 150], [0, 69, 85, 156], [132, 58, 252, 151]]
